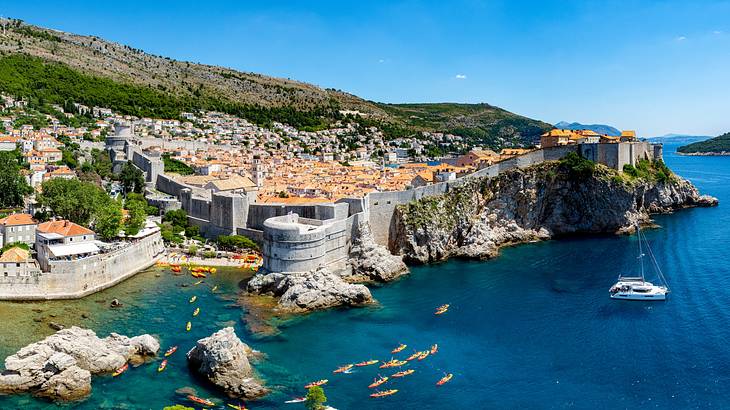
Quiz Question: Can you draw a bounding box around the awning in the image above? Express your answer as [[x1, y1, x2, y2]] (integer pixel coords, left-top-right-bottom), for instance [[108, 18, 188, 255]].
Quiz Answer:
[[47, 242, 100, 257]]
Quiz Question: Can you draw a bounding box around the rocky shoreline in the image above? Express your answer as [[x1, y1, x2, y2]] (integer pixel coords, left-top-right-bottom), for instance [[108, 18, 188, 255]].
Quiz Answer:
[[391, 162, 717, 263], [0, 327, 159, 401], [245, 220, 408, 313], [244, 160, 717, 313]]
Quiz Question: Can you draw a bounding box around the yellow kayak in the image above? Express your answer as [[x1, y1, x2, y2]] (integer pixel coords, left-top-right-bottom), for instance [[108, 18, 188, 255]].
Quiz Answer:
[[186, 321, 192, 331], [193, 307, 200, 317], [211, 285, 218, 292], [189, 296, 197, 303]]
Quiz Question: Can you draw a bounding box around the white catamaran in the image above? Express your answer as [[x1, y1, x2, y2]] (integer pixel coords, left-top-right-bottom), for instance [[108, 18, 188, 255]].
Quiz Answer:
[[609, 224, 670, 301]]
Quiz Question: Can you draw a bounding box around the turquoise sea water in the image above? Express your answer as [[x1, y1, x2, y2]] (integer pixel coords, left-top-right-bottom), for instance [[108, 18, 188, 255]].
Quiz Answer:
[[1, 144, 728, 409]]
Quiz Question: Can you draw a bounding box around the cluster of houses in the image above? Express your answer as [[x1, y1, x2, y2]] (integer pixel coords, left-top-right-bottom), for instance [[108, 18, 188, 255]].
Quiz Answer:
[[540, 129, 637, 148], [0, 213, 98, 277]]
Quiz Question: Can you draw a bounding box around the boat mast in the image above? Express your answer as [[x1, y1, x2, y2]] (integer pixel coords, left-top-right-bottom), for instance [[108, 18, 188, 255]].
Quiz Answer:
[[638, 224, 645, 283]]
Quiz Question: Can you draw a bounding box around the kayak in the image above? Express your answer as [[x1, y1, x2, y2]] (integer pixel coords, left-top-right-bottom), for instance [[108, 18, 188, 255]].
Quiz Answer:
[[406, 351, 421, 361], [418, 351, 430, 361], [210, 267, 217, 274], [226, 403, 247, 410], [186, 321, 192, 332], [304, 379, 328, 389], [112, 363, 128, 377], [391, 344, 407, 354], [285, 397, 307, 404], [435, 304, 450, 315], [437, 373, 453, 386], [189, 296, 197, 303], [431, 344, 439, 354], [193, 307, 200, 316], [164, 346, 178, 357], [380, 359, 407, 369], [368, 376, 388, 388], [171, 266, 181, 273], [355, 360, 379, 367], [193, 280, 203, 285], [212, 285, 218, 292], [333, 364, 353, 374], [370, 389, 398, 398], [158, 359, 167, 372], [392, 369, 415, 378], [188, 395, 216, 406]]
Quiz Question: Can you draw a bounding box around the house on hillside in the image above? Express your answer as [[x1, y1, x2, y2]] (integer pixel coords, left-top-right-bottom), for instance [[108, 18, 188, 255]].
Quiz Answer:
[[0, 247, 41, 277], [36, 220, 99, 271], [0, 214, 38, 248], [204, 175, 257, 194], [454, 149, 500, 168]]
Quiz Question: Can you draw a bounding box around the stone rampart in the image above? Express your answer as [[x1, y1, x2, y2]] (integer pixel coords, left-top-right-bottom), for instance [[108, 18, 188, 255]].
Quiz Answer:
[[0, 232, 164, 300]]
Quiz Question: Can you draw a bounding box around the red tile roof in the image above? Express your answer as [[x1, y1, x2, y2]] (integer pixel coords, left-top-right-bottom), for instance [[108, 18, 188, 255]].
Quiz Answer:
[[37, 220, 94, 237], [0, 213, 36, 226]]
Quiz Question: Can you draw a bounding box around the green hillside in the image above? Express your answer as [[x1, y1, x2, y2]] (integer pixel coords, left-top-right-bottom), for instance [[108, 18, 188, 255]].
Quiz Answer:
[[677, 132, 730, 154], [0, 19, 552, 147]]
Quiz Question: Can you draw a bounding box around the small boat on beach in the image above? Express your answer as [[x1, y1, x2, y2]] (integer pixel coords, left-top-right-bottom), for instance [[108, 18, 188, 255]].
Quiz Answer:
[[392, 369, 415, 378], [285, 397, 307, 404], [189, 296, 197, 303], [304, 379, 328, 389], [436, 373, 453, 386], [164, 346, 178, 357], [609, 224, 670, 301], [158, 359, 167, 372], [355, 359, 379, 367], [369, 375, 388, 388], [112, 363, 128, 377], [193, 307, 200, 316], [188, 395, 216, 407], [186, 321, 192, 331], [333, 364, 353, 374], [370, 389, 398, 398], [391, 343, 407, 354]]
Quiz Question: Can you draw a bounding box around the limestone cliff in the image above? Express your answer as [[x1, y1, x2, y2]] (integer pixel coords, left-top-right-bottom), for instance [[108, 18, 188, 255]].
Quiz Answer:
[[391, 161, 718, 263]]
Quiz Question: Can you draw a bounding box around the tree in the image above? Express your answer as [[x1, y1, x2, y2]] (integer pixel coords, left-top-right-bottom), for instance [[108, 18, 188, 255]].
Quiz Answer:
[[163, 209, 188, 228], [119, 161, 145, 194], [37, 179, 108, 226], [94, 200, 123, 240], [0, 150, 32, 208], [124, 199, 147, 236], [305, 386, 327, 410], [184, 224, 199, 238], [216, 235, 259, 251]]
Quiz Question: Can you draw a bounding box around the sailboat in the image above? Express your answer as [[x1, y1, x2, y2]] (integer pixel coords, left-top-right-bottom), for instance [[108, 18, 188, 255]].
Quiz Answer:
[[609, 224, 670, 301]]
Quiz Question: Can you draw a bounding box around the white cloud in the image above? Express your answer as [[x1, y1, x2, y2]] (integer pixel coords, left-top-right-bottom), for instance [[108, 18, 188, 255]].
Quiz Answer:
[[713, 30, 723, 35], [378, 59, 385, 63], [455, 74, 467, 80], [676, 35, 687, 41]]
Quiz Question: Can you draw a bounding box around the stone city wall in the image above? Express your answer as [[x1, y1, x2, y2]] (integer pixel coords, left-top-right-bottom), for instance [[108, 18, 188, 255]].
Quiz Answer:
[[0, 232, 164, 300]]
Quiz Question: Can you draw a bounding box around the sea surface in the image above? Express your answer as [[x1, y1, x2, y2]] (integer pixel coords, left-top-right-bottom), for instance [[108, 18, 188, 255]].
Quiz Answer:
[[1, 143, 728, 409]]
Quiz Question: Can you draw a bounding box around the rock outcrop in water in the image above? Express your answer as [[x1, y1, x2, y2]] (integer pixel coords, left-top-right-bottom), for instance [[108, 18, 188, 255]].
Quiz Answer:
[[246, 220, 400, 312], [246, 267, 373, 313], [186, 327, 268, 399], [0, 327, 159, 401], [391, 161, 718, 263]]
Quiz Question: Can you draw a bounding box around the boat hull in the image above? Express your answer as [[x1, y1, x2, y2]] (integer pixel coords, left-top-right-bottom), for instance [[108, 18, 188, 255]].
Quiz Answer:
[[610, 292, 666, 301]]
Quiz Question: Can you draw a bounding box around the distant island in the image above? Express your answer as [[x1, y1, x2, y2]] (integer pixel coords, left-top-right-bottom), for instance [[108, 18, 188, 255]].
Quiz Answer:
[[554, 121, 621, 136], [647, 134, 712, 145], [677, 132, 730, 155]]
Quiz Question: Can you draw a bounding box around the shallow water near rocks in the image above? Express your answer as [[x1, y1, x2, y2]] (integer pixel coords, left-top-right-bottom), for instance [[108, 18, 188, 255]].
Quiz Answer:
[[1, 144, 729, 409]]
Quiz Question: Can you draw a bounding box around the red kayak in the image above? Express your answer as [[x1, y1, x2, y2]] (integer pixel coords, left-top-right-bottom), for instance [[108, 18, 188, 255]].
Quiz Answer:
[[112, 363, 128, 377]]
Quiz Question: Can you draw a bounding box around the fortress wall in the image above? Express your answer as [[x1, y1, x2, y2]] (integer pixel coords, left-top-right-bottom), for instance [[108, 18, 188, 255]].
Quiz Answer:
[[130, 148, 164, 184], [0, 232, 164, 300]]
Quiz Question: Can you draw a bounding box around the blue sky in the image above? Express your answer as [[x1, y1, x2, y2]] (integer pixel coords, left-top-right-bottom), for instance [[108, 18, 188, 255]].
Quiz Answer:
[[3, 0, 730, 136]]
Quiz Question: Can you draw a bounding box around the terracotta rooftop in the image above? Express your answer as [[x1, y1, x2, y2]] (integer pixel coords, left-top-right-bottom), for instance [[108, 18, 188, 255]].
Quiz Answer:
[[38, 220, 94, 237], [0, 247, 30, 263], [0, 214, 36, 226]]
